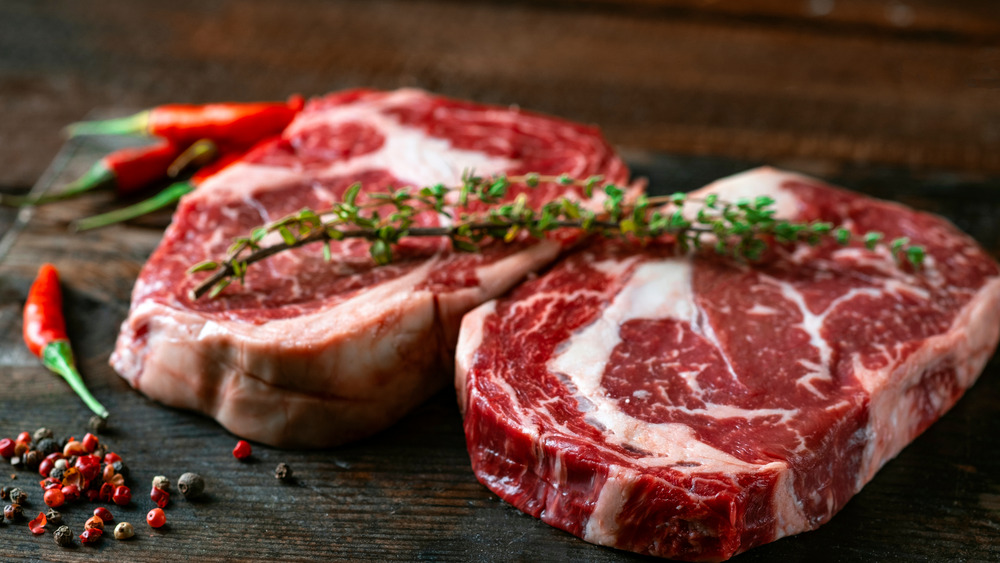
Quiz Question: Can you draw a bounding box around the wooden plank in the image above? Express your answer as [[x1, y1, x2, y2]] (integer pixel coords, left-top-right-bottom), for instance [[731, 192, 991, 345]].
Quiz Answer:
[[0, 0, 997, 189], [0, 139, 997, 560]]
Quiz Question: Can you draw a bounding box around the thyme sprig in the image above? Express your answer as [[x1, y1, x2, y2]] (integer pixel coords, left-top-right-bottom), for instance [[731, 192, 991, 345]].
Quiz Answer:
[[188, 172, 925, 299]]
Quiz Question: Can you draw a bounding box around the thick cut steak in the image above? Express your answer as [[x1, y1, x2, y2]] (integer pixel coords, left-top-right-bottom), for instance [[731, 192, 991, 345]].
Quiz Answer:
[[111, 88, 632, 447], [457, 168, 1000, 561]]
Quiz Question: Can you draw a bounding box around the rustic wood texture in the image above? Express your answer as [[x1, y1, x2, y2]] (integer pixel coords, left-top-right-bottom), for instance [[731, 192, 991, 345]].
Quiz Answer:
[[1, 1, 998, 561]]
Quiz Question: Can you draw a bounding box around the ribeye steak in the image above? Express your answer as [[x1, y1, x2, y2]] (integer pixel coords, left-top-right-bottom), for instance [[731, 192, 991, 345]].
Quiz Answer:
[[111, 88, 632, 447], [456, 168, 1000, 561]]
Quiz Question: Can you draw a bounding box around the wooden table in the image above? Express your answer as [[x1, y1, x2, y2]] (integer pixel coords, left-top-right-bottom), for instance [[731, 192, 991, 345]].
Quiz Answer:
[[1, 1, 998, 561]]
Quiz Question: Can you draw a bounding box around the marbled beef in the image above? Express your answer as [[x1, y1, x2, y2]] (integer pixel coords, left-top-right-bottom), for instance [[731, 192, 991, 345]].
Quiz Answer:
[[456, 168, 1000, 561], [111, 89, 632, 447]]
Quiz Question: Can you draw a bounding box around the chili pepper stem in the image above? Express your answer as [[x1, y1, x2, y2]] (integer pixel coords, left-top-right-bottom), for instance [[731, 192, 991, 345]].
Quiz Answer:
[[0, 163, 116, 208], [73, 181, 196, 231], [65, 111, 151, 138], [41, 340, 108, 419]]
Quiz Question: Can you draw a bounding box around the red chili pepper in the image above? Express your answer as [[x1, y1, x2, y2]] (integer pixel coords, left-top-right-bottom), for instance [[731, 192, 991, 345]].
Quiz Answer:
[[73, 148, 248, 232], [66, 94, 304, 146], [23, 264, 109, 419], [0, 140, 186, 208]]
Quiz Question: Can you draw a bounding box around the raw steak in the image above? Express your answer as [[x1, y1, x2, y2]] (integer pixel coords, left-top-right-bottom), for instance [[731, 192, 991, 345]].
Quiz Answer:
[[111, 88, 632, 447], [456, 168, 1000, 561]]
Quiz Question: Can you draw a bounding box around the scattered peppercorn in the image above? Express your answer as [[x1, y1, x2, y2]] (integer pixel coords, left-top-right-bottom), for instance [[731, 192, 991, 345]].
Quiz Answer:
[[53, 525, 73, 547], [53, 458, 67, 471], [16, 432, 31, 444], [112, 460, 129, 480], [150, 486, 170, 508], [94, 506, 113, 523], [112, 485, 131, 506], [232, 440, 251, 460], [33, 428, 53, 442], [113, 521, 134, 540], [152, 475, 170, 490], [80, 527, 102, 545], [14, 441, 29, 457], [23, 450, 41, 469], [45, 507, 62, 526], [81, 433, 99, 453], [146, 507, 166, 528], [0, 439, 14, 459], [9, 487, 26, 505], [43, 488, 65, 508], [87, 415, 107, 435], [85, 515, 104, 532], [0, 486, 9, 500], [274, 462, 292, 481], [5, 503, 23, 521], [177, 472, 205, 499]]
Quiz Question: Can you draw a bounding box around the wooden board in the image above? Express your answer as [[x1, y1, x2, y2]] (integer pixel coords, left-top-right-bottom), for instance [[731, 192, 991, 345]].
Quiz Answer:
[[0, 137, 997, 561]]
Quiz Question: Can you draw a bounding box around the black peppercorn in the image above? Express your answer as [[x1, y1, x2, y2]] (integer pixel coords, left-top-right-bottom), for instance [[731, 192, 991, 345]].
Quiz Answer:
[[36, 438, 59, 455], [8, 487, 26, 505], [177, 472, 205, 498], [274, 462, 292, 481], [54, 525, 73, 547], [32, 428, 53, 442], [88, 415, 107, 435], [112, 460, 129, 480], [23, 450, 41, 469], [50, 466, 65, 481], [4, 503, 23, 521], [46, 507, 63, 526]]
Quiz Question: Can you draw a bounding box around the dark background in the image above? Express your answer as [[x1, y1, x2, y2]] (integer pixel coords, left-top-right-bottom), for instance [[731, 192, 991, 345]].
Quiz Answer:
[[0, 1, 998, 561]]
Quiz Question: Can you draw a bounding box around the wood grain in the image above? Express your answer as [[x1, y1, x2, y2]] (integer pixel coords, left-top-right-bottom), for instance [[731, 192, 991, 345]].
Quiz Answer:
[[0, 138, 997, 561], [0, 0, 998, 189]]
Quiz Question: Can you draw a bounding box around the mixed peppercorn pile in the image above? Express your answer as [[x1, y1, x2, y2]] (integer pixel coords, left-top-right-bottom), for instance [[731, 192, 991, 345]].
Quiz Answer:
[[0, 421, 207, 548]]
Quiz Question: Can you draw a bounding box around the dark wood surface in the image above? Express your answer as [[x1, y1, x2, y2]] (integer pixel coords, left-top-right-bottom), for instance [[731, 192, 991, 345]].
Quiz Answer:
[[1, 1, 998, 561]]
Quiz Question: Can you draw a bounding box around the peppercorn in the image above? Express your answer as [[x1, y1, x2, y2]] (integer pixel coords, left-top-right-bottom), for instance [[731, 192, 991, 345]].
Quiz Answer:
[[53, 458, 67, 470], [146, 507, 165, 528], [111, 485, 131, 505], [14, 441, 29, 457], [53, 525, 73, 547], [79, 527, 102, 545], [45, 507, 62, 526], [274, 462, 292, 481], [112, 460, 129, 479], [23, 449, 41, 469], [33, 428, 53, 442], [36, 438, 59, 456], [94, 506, 113, 523], [85, 515, 104, 532], [177, 472, 205, 499], [0, 438, 14, 459], [50, 466, 64, 481], [15, 432, 31, 444], [5, 503, 23, 521], [0, 486, 9, 500], [152, 475, 170, 491], [113, 521, 134, 540], [88, 415, 107, 435], [93, 444, 107, 460], [9, 487, 26, 505], [232, 439, 252, 460], [43, 488, 65, 508]]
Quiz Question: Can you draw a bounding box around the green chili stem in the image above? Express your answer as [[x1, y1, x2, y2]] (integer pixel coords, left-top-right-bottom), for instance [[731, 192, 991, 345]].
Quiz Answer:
[[73, 180, 195, 231], [42, 340, 108, 419], [64, 110, 151, 138]]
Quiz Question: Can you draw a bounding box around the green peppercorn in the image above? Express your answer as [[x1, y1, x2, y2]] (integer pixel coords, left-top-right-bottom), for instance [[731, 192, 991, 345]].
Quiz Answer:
[[53, 525, 73, 547], [274, 462, 292, 481], [33, 428, 53, 442], [46, 508, 63, 526], [177, 472, 205, 498], [4, 503, 23, 521], [8, 488, 26, 505]]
